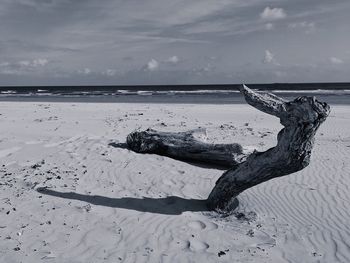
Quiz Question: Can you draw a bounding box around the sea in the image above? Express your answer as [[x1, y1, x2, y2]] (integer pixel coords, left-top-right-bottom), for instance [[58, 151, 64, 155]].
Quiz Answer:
[[0, 83, 349, 104]]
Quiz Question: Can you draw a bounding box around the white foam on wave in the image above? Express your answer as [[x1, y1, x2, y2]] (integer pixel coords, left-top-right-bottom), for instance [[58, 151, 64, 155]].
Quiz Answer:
[[0, 90, 16, 94], [271, 89, 350, 94], [1, 89, 349, 98]]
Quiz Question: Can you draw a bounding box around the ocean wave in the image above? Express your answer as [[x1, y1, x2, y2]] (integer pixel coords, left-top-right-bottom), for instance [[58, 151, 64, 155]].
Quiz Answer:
[[271, 89, 350, 94], [1, 88, 350, 97]]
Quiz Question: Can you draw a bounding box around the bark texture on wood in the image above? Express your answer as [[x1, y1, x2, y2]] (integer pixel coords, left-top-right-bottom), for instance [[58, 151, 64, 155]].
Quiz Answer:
[[125, 85, 330, 213], [206, 85, 330, 211], [127, 129, 247, 168]]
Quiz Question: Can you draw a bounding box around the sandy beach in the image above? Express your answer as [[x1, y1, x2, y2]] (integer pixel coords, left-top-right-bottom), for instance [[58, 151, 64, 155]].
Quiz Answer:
[[0, 101, 349, 263]]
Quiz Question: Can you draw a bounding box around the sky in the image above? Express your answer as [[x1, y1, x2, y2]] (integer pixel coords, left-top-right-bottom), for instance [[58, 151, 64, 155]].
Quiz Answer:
[[0, 0, 349, 86]]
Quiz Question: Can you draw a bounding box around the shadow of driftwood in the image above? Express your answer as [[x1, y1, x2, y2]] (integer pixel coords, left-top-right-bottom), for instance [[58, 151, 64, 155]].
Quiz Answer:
[[36, 187, 208, 215], [108, 142, 229, 170]]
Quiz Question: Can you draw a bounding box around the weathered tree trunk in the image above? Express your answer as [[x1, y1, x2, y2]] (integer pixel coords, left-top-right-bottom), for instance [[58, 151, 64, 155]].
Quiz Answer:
[[206, 85, 330, 211], [127, 129, 248, 168], [126, 85, 330, 213]]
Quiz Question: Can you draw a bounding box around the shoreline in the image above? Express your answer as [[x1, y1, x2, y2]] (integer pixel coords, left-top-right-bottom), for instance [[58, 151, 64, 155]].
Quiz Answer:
[[0, 93, 349, 105]]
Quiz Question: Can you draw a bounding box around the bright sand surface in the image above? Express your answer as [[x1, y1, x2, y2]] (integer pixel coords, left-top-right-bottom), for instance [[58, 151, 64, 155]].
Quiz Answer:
[[0, 102, 349, 263]]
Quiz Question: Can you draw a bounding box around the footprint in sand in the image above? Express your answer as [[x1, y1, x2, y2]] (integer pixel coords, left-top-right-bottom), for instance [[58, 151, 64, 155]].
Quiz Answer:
[[176, 221, 216, 252], [188, 220, 218, 231], [188, 220, 206, 230], [205, 221, 218, 230], [189, 240, 209, 251]]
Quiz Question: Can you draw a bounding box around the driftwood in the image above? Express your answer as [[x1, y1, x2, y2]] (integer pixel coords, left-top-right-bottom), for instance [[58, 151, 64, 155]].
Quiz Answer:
[[126, 85, 330, 212], [127, 129, 248, 168]]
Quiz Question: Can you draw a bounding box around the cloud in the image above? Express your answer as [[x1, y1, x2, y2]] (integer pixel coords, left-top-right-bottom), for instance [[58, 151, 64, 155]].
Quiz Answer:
[[142, 56, 180, 72], [103, 69, 117, 76], [32, 58, 49, 67], [1, 1, 350, 84], [329, 57, 344, 65], [288, 21, 315, 33], [264, 23, 274, 30], [260, 7, 287, 21], [19, 60, 31, 67], [0, 62, 10, 67], [193, 63, 215, 75], [2, 0, 74, 12], [145, 59, 159, 71], [166, 56, 179, 64], [263, 50, 280, 65], [18, 58, 48, 67], [78, 68, 91, 75], [0, 58, 50, 75]]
